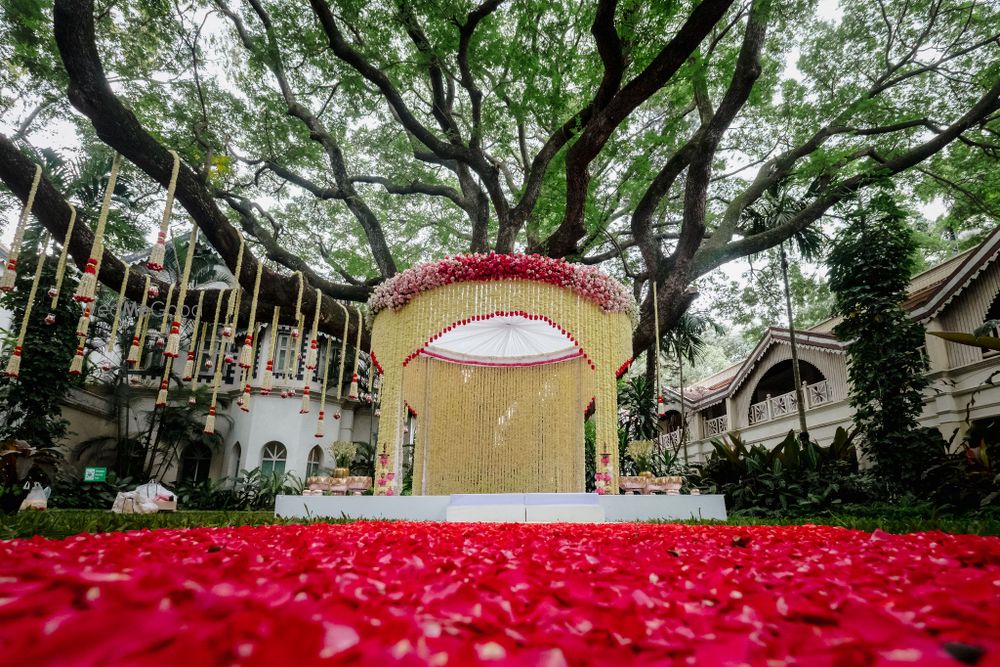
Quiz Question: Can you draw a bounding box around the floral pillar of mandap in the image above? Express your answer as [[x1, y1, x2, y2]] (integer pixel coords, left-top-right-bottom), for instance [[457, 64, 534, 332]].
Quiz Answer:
[[368, 254, 635, 495]]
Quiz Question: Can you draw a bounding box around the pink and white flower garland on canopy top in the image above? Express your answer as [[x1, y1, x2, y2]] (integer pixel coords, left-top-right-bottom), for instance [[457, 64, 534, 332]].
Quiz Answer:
[[367, 253, 638, 321]]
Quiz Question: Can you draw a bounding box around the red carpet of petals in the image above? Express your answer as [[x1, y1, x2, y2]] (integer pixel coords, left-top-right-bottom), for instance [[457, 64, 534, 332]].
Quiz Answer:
[[2, 522, 1000, 666]]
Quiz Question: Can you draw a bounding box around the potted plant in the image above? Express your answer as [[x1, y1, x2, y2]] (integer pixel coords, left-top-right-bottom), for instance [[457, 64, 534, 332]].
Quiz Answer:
[[626, 439, 655, 478], [328, 441, 357, 478]]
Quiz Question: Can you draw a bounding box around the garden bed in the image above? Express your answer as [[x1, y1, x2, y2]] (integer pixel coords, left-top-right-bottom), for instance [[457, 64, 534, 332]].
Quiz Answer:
[[2, 522, 999, 665]]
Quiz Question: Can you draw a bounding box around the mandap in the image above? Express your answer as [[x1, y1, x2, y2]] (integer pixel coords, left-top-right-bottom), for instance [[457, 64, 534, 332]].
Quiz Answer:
[[368, 254, 636, 496]]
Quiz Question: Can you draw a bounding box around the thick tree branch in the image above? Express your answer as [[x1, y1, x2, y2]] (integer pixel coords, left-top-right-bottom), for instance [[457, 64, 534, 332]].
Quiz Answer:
[[49, 0, 366, 342]]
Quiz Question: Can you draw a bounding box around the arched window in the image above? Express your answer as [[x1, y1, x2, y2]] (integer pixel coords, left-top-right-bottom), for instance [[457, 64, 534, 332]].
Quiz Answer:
[[260, 442, 287, 476], [179, 443, 212, 482], [230, 442, 242, 479], [306, 445, 324, 477], [748, 359, 827, 424]]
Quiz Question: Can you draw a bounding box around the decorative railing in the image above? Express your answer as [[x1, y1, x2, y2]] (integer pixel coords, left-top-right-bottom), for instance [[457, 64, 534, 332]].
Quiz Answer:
[[748, 380, 832, 425], [658, 429, 682, 449], [704, 415, 728, 437]]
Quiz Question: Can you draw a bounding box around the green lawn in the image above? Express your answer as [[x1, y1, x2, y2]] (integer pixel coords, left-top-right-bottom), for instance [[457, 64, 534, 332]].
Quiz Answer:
[[3, 509, 999, 540]]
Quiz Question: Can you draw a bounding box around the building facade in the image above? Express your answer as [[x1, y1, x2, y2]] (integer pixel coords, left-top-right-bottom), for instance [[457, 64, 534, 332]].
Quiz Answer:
[[664, 228, 1000, 462]]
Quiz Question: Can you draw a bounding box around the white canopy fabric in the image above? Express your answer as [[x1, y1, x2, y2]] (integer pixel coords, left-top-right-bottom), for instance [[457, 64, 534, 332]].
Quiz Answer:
[[422, 315, 582, 367]]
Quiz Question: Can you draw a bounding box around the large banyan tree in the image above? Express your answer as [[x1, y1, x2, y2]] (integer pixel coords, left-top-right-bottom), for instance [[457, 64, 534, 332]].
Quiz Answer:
[[0, 0, 998, 351]]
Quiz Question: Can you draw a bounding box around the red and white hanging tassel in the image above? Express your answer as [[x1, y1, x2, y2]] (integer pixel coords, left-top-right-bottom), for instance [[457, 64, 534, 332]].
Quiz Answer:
[[240, 383, 252, 413], [5, 234, 49, 378], [155, 356, 173, 407], [304, 288, 322, 371], [183, 322, 205, 381], [238, 261, 263, 368], [68, 336, 86, 376], [165, 226, 199, 358], [299, 384, 311, 414], [147, 150, 180, 271], [314, 411, 325, 438], [348, 373, 360, 401], [203, 406, 217, 434], [260, 305, 280, 395], [1, 164, 42, 293], [75, 306, 92, 338], [46, 204, 77, 314], [73, 154, 122, 304], [657, 395, 667, 417]]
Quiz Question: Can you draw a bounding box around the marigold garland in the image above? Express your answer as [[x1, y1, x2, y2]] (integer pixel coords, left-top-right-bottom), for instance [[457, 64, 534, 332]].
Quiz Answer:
[[4, 234, 49, 378], [0, 164, 42, 293], [73, 153, 122, 304]]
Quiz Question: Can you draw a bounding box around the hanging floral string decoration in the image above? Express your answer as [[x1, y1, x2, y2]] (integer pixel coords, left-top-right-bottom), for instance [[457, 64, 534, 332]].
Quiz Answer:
[[165, 226, 200, 358], [181, 290, 206, 381], [4, 234, 49, 378], [186, 322, 208, 406], [193, 289, 226, 399], [105, 264, 130, 350], [46, 204, 77, 320], [653, 279, 666, 417], [285, 272, 305, 381], [146, 150, 181, 272], [239, 321, 262, 413], [261, 305, 280, 395], [73, 153, 123, 304], [127, 275, 152, 367], [155, 356, 173, 408], [300, 288, 322, 414], [348, 306, 363, 401], [1, 164, 42, 293], [335, 301, 349, 400], [315, 337, 332, 438], [222, 234, 245, 341], [204, 292, 232, 435], [237, 259, 263, 369]]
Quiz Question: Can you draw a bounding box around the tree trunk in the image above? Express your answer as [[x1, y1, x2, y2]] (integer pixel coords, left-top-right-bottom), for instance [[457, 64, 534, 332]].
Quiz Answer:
[[781, 243, 809, 440]]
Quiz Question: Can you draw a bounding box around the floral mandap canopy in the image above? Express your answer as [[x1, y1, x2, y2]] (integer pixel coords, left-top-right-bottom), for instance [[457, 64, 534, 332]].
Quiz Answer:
[[368, 254, 636, 496]]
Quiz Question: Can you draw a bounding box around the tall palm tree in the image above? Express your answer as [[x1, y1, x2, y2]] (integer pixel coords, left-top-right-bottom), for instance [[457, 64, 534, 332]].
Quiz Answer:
[[742, 184, 826, 441], [661, 312, 723, 461]]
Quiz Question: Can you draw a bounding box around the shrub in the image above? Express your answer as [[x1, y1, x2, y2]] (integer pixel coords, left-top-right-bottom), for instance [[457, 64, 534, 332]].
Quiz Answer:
[[691, 429, 877, 516]]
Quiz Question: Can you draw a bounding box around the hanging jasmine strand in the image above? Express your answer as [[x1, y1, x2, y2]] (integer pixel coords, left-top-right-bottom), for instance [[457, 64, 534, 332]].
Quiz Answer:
[[223, 235, 246, 341], [46, 204, 77, 318], [286, 272, 305, 378], [239, 321, 262, 412], [186, 322, 208, 406], [106, 264, 130, 351], [315, 337, 332, 438], [1, 164, 42, 293], [146, 150, 181, 272], [335, 301, 349, 400], [204, 291, 233, 434], [4, 234, 50, 378], [300, 289, 322, 414], [237, 259, 263, 369], [181, 291, 206, 381], [348, 306, 363, 401], [73, 153, 122, 304], [165, 226, 200, 358], [261, 305, 280, 395], [153, 283, 175, 351], [127, 275, 152, 367]]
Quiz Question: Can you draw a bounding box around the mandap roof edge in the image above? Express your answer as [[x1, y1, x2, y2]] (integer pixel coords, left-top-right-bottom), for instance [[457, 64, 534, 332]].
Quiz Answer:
[[367, 253, 639, 324]]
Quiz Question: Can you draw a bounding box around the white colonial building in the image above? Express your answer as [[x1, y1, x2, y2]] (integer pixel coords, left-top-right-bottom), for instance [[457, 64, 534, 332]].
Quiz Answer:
[[664, 226, 1000, 462]]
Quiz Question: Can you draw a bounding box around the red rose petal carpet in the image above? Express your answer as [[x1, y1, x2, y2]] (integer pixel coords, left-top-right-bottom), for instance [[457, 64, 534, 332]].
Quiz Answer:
[[2, 523, 999, 666]]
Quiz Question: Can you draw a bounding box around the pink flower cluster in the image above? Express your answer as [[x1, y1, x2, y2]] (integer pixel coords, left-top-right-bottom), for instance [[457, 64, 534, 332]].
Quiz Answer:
[[368, 253, 638, 319], [2, 523, 999, 665]]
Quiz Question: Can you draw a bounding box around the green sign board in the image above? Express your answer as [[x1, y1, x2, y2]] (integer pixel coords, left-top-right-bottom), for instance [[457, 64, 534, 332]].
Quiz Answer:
[[83, 467, 107, 483]]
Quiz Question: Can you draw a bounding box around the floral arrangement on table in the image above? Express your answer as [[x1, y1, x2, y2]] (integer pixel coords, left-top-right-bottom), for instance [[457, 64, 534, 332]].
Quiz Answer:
[[328, 441, 357, 469], [367, 253, 638, 320], [626, 439, 655, 473]]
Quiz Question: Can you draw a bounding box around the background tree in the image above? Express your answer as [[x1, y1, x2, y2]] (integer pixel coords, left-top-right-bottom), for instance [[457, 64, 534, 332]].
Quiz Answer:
[[0, 0, 997, 359], [0, 229, 81, 449], [828, 189, 944, 493]]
